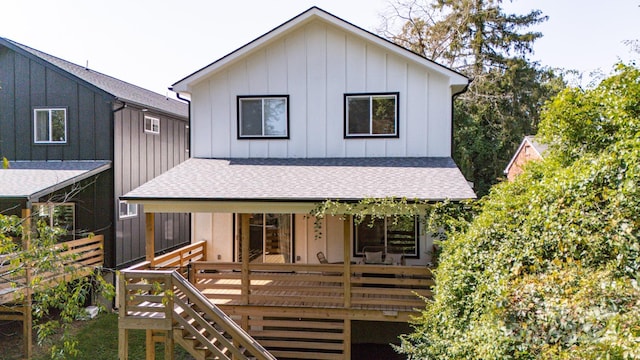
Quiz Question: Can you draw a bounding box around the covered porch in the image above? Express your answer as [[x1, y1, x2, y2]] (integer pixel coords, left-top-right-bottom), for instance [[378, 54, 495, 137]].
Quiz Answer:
[[119, 156, 474, 358]]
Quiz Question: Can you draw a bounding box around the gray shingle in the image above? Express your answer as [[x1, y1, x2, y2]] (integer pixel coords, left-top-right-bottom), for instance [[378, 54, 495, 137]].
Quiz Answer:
[[2, 38, 187, 118], [1, 161, 111, 199], [122, 157, 476, 202]]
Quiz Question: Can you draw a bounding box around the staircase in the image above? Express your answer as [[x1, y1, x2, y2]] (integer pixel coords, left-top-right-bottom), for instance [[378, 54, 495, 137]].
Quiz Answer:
[[118, 269, 276, 360]]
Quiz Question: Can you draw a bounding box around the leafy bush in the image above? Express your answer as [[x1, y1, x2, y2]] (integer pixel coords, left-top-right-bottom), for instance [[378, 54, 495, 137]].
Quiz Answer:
[[398, 64, 640, 359]]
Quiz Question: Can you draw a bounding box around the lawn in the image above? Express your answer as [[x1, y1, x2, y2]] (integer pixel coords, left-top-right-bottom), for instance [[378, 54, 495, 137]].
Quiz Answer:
[[31, 313, 194, 360]]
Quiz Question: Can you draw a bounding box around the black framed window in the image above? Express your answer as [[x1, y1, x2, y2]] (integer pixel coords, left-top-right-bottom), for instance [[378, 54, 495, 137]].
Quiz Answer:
[[237, 95, 289, 139], [344, 92, 398, 138], [34, 108, 67, 143], [353, 215, 418, 257]]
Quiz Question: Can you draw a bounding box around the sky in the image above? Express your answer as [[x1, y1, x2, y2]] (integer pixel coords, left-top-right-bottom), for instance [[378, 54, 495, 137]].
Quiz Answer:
[[1, 0, 638, 96]]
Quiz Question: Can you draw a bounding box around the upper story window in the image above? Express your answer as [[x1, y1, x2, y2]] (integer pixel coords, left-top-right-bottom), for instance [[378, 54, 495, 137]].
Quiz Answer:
[[144, 116, 160, 134], [344, 93, 399, 138], [34, 108, 67, 143], [118, 200, 138, 219], [237, 95, 289, 139]]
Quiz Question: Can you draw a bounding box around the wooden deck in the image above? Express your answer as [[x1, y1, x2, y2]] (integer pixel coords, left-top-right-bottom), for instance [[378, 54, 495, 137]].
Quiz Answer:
[[121, 243, 434, 359]]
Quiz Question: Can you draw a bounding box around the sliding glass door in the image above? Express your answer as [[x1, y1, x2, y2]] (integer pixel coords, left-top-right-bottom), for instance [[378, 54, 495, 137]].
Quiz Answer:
[[237, 213, 292, 263]]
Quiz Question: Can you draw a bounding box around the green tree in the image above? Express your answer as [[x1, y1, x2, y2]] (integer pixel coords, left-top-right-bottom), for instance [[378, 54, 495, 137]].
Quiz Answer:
[[381, 0, 564, 195], [0, 214, 114, 359], [397, 63, 640, 359]]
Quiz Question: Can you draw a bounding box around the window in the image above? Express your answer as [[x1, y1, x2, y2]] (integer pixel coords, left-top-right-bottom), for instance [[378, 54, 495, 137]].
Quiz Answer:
[[237, 96, 289, 139], [32, 203, 75, 241], [119, 200, 138, 219], [354, 215, 418, 257], [34, 108, 67, 143], [236, 213, 292, 263], [344, 93, 398, 138], [144, 116, 160, 134]]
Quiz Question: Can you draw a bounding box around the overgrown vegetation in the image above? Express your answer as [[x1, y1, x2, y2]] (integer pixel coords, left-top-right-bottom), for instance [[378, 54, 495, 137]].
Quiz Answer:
[[0, 214, 114, 359], [397, 64, 640, 359]]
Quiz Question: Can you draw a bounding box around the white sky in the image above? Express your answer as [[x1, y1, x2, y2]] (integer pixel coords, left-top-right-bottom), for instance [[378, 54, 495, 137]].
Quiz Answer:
[[2, 0, 638, 96]]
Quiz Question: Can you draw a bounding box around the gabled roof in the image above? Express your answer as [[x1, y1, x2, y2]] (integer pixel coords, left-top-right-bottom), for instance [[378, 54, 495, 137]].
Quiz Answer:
[[122, 157, 476, 206], [171, 6, 469, 94], [504, 135, 548, 175], [0, 37, 187, 118], [0, 161, 112, 202]]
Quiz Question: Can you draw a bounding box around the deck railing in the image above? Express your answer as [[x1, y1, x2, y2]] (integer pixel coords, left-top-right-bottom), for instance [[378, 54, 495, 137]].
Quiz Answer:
[[191, 262, 434, 312], [0, 235, 104, 304], [118, 269, 276, 360]]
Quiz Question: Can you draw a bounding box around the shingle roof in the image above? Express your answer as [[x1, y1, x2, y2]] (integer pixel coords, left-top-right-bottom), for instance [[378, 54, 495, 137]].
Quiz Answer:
[[1, 161, 111, 200], [524, 135, 548, 156], [122, 157, 476, 202], [1, 38, 187, 118]]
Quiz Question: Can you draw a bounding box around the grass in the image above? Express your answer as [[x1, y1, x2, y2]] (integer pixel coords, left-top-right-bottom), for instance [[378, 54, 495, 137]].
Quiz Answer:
[[33, 313, 194, 360]]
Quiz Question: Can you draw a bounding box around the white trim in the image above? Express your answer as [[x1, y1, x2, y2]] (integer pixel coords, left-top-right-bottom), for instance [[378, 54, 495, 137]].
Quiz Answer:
[[144, 115, 160, 134], [118, 200, 138, 219], [33, 108, 67, 144], [171, 7, 468, 93]]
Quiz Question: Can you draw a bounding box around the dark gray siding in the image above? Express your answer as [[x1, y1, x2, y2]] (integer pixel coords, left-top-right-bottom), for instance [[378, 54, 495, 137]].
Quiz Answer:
[[0, 46, 113, 161], [114, 106, 189, 267]]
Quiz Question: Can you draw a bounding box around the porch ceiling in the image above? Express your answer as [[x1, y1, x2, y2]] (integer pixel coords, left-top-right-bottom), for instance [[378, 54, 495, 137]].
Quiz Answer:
[[121, 157, 475, 213]]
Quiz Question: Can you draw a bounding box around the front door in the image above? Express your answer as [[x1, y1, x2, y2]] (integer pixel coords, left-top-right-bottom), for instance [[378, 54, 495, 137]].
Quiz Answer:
[[236, 213, 292, 263]]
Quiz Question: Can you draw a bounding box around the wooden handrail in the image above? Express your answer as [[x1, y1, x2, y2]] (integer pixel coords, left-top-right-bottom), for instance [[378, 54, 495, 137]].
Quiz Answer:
[[119, 269, 276, 360]]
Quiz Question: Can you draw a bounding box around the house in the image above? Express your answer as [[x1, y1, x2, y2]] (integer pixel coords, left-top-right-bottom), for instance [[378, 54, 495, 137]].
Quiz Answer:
[[0, 37, 190, 269], [119, 7, 475, 359], [504, 135, 547, 181]]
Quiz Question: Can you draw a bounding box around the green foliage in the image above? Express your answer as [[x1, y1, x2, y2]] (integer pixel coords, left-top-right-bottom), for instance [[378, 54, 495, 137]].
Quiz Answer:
[[397, 64, 640, 359], [382, 0, 565, 196], [0, 214, 115, 359]]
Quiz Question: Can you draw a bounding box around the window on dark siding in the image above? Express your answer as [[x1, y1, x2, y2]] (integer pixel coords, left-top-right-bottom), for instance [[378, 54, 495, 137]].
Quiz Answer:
[[237, 96, 289, 139], [119, 200, 138, 219], [344, 93, 398, 138], [34, 108, 67, 143], [144, 116, 160, 134], [33, 202, 75, 241]]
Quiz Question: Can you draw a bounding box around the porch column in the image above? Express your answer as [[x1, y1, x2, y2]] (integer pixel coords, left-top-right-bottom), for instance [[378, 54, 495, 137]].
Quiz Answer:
[[21, 208, 32, 360], [343, 215, 351, 308], [240, 215, 250, 305], [146, 213, 155, 265]]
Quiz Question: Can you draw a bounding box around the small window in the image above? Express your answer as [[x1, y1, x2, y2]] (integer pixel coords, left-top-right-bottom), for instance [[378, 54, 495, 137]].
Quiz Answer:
[[34, 108, 67, 143], [119, 200, 138, 219], [144, 116, 160, 134], [32, 202, 75, 241], [344, 93, 399, 138], [237, 95, 289, 139]]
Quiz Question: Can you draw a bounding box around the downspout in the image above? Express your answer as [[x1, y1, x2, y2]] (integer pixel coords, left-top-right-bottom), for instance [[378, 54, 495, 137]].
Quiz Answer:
[[450, 80, 471, 159], [174, 90, 193, 245]]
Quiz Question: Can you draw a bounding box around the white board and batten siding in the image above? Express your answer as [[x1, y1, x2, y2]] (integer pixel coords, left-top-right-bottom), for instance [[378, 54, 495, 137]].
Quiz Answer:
[[189, 19, 455, 159]]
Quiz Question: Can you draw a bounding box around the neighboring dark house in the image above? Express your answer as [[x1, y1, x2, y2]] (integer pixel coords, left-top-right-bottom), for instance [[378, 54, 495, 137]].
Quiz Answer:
[[504, 135, 547, 181], [0, 37, 190, 268]]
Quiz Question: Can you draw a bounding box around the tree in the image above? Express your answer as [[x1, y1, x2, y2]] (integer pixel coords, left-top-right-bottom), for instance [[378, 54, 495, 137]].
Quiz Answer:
[[0, 213, 114, 359], [380, 0, 564, 195], [397, 63, 640, 359]]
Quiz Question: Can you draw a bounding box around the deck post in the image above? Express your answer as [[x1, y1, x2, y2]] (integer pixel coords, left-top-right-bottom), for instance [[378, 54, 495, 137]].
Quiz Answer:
[[343, 215, 351, 308], [146, 213, 155, 265], [118, 328, 129, 359], [344, 318, 352, 359], [22, 208, 33, 359], [146, 329, 155, 359], [240, 214, 250, 305]]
